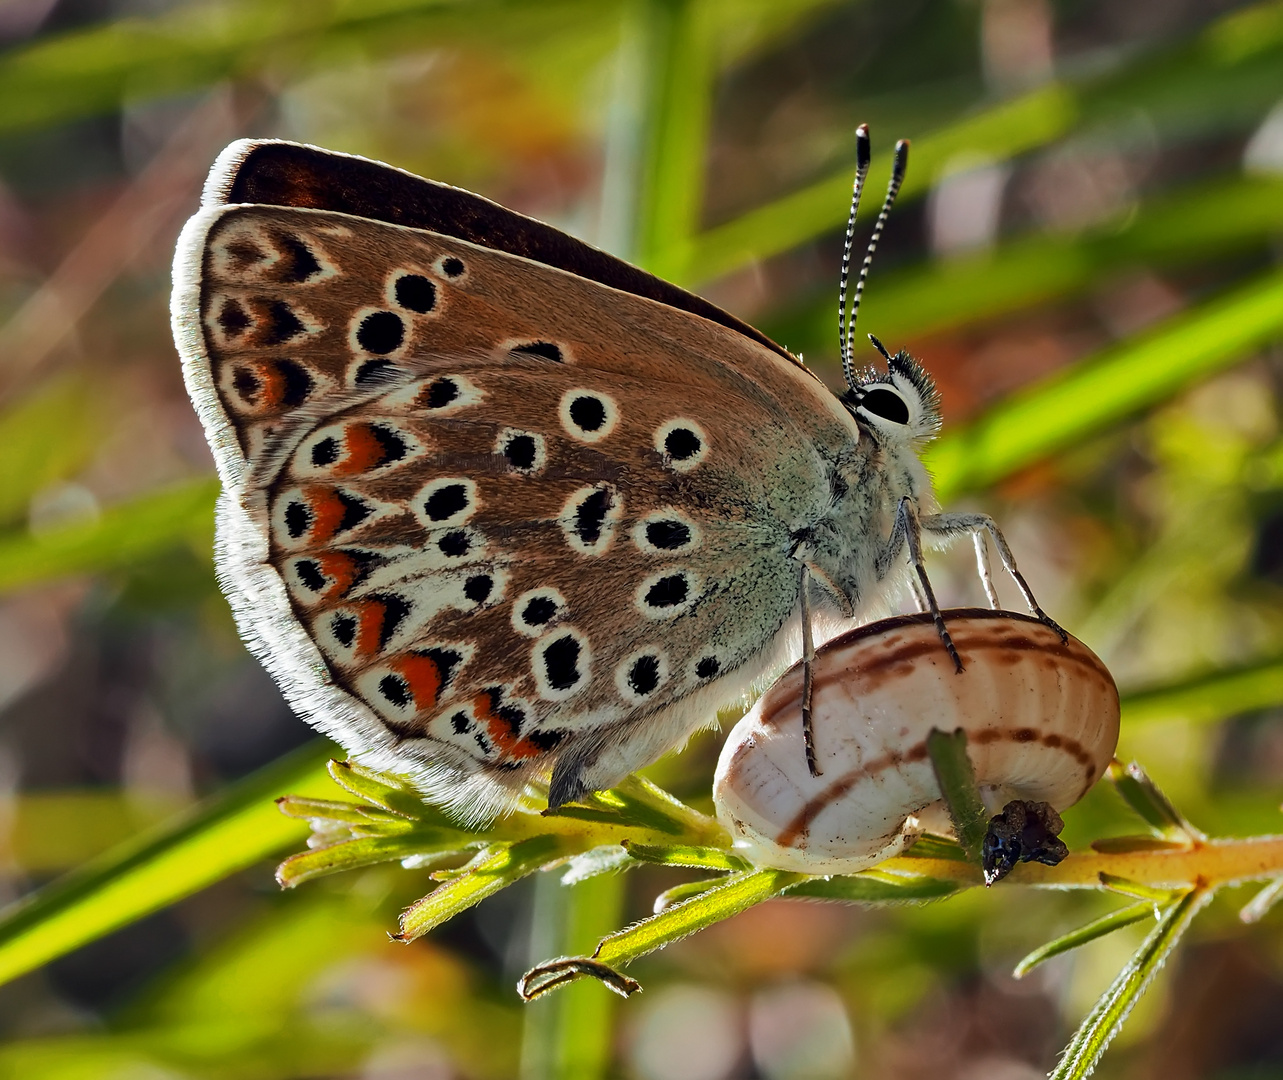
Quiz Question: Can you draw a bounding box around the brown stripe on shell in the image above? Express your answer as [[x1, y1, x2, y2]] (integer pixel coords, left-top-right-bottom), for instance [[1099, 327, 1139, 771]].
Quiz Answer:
[[757, 609, 1115, 732], [774, 725, 1098, 850]]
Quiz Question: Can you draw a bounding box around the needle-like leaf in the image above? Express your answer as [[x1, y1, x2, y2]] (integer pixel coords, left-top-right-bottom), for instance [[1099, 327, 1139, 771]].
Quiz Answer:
[[1050, 889, 1208, 1080], [1013, 902, 1154, 979]]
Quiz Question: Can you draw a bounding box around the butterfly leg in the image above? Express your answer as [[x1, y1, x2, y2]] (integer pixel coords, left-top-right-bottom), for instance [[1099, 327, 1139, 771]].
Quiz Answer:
[[919, 512, 1068, 641], [799, 563, 821, 777], [972, 531, 1001, 609], [883, 496, 963, 673]]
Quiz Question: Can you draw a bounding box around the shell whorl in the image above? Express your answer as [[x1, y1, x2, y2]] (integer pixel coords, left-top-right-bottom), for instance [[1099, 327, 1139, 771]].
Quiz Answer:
[[713, 609, 1120, 875]]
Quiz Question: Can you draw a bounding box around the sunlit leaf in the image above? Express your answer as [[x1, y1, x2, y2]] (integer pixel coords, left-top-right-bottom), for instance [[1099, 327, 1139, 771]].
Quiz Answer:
[[1014, 901, 1154, 979], [396, 836, 570, 942], [1050, 890, 1208, 1080], [926, 728, 988, 862], [1107, 760, 1205, 844]]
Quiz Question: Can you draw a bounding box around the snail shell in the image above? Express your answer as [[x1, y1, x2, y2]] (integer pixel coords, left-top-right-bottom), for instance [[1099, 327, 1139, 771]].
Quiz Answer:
[[713, 609, 1119, 875]]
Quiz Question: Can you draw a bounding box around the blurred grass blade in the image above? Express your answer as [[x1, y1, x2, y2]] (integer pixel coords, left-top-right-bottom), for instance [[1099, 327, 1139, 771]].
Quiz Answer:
[[1050, 889, 1207, 1080], [0, 739, 336, 988], [396, 836, 568, 943], [767, 173, 1283, 353], [0, 377, 100, 527], [928, 268, 1283, 501], [1107, 761, 1205, 843], [926, 728, 988, 861], [0, 477, 218, 594], [1240, 878, 1283, 924], [1013, 902, 1154, 978], [1121, 655, 1283, 727], [669, 83, 1078, 285]]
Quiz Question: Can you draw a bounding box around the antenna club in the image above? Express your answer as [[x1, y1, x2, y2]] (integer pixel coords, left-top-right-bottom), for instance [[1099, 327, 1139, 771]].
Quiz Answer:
[[855, 125, 871, 169], [892, 140, 910, 178]]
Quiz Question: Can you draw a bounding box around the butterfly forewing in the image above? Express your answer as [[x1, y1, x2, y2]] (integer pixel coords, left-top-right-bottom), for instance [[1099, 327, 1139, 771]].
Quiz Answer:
[[178, 195, 857, 817]]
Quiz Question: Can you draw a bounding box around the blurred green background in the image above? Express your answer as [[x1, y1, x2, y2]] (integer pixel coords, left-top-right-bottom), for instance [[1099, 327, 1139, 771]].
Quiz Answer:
[[0, 0, 1282, 1076]]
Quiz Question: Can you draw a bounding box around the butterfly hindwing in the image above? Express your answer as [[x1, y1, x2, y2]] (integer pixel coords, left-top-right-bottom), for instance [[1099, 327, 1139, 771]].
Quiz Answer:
[[175, 185, 858, 818]]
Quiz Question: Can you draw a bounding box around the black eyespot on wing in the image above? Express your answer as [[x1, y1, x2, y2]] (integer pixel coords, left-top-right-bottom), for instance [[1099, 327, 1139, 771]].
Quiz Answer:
[[424, 377, 459, 408], [262, 300, 306, 345], [276, 233, 323, 282], [332, 613, 356, 648], [379, 674, 410, 708], [512, 341, 563, 363], [574, 487, 612, 545], [645, 574, 688, 608], [441, 256, 465, 278], [502, 434, 537, 470], [368, 424, 409, 466], [356, 310, 405, 354], [284, 500, 312, 539], [527, 729, 564, 751], [645, 520, 690, 550], [394, 273, 437, 312], [218, 298, 251, 337], [335, 490, 372, 533], [450, 711, 470, 734], [231, 366, 260, 403], [860, 387, 910, 424], [439, 530, 470, 556], [424, 484, 469, 521], [464, 574, 493, 603], [225, 238, 266, 270], [374, 594, 411, 650], [311, 437, 340, 467], [355, 359, 397, 386], [295, 559, 326, 592], [695, 656, 720, 679], [277, 359, 314, 406], [665, 427, 701, 460], [522, 596, 557, 626], [569, 395, 607, 432], [543, 634, 582, 691], [628, 655, 661, 695]]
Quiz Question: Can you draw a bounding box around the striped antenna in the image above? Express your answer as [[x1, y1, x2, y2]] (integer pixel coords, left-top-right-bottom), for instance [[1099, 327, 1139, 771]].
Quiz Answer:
[[841, 138, 910, 391], [837, 125, 872, 387]]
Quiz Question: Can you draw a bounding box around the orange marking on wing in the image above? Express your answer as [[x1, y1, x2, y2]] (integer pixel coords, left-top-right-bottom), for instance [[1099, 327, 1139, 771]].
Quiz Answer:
[[352, 600, 388, 659], [473, 691, 543, 761], [315, 552, 360, 601], [306, 486, 348, 543], [256, 362, 285, 409], [336, 423, 388, 476], [388, 653, 444, 712]]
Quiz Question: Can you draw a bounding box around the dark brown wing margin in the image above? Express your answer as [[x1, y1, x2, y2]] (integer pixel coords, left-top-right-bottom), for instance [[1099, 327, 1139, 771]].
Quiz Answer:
[[214, 140, 797, 366]]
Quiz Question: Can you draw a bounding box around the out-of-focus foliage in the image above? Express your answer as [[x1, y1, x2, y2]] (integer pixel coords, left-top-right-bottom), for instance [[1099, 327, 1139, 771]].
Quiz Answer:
[[0, 0, 1282, 1077]]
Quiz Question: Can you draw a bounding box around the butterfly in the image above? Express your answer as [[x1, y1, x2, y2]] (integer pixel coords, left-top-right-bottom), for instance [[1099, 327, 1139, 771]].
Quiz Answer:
[[171, 126, 1059, 823]]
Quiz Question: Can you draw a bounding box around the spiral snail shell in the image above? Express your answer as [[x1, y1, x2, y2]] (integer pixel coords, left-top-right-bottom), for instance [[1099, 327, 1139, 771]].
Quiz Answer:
[[713, 609, 1119, 875]]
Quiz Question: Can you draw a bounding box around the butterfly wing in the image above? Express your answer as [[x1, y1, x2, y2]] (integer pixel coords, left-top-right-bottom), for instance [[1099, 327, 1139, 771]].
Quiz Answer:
[[173, 156, 863, 819]]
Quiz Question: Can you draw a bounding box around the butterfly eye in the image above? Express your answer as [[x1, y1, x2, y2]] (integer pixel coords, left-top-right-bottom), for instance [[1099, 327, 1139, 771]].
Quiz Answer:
[[859, 386, 910, 425]]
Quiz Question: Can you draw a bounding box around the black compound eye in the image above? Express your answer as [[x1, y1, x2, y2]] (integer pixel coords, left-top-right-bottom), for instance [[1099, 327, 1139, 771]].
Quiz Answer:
[[859, 387, 910, 424]]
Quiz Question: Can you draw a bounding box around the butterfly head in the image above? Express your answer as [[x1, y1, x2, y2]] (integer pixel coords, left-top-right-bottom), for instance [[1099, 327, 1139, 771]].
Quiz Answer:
[[842, 335, 941, 443]]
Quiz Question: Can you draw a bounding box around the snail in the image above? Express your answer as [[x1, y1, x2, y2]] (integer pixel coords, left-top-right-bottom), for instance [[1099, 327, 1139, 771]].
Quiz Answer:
[[713, 609, 1119, 877]]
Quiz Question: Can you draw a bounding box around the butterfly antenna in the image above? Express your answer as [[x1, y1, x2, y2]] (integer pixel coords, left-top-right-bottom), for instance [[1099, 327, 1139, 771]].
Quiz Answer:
[[837, 125, 872, 388], [842, 138, 910, 390]]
